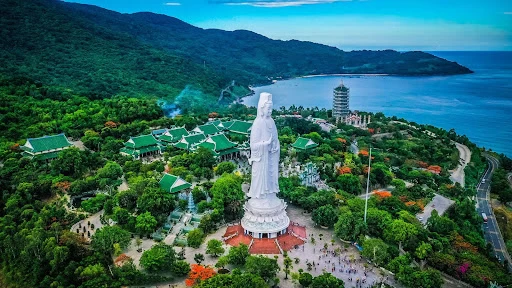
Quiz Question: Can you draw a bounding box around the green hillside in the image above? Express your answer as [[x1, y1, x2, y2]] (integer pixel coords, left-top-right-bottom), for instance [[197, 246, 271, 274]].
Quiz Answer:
[[0, 0, 472, 102], [64, 2, 473, 84], [0, 0, 227, 100]]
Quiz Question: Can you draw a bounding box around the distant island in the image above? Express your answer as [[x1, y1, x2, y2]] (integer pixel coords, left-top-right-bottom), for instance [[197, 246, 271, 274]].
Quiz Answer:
[[0, 0, 472, 101]]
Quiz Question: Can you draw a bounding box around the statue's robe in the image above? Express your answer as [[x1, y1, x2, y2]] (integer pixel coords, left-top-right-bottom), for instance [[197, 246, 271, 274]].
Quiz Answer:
[[248, 116, 280, 198]]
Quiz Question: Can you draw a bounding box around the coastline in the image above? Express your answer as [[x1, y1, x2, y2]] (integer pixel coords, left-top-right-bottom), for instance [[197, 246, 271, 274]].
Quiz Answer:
[[300, 73, 390, 78]]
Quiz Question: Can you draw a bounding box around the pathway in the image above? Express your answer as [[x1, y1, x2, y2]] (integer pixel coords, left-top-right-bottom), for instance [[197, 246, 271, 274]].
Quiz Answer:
[[70, 209, 112, 241]]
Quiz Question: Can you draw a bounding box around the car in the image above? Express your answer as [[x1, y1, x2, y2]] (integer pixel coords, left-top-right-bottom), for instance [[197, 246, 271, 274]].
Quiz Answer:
[[481, 179, 486, 184], [417, 216, 423, 221]]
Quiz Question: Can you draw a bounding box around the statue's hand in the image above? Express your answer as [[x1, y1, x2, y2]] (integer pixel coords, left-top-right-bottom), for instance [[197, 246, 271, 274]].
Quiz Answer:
[[262, 135, 272, 145]]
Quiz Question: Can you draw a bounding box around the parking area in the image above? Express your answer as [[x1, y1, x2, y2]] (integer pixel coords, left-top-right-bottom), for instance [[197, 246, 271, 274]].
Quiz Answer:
[[416, 193, 455, 225]]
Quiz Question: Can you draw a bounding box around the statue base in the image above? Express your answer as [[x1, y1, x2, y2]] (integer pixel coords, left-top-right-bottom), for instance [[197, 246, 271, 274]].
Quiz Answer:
[[241, 194, 290, 238]]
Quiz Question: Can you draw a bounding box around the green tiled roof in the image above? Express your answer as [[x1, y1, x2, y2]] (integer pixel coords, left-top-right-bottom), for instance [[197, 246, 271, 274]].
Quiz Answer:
[[193, 124, 220, 135], [22, 134, 73, 153], [334, 84, 349, 92], [227, 120, 252, 135], [292, 137, 318, 150], [35, 151, 61, 160], [222, 121, 234, 129], [197, 134, 237, 153], [125, 134, 158, 149], [160, 127, 189, 143], [210, 120, 225, 129], [174, 133, 206, 151], [217, 147, 240, 156], [120, 147, 139, 157], [160, 173, 192, 194]]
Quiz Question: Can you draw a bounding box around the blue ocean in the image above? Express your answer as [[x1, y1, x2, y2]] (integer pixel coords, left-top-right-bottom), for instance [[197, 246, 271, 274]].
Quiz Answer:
[[245, 51, 512, 156]]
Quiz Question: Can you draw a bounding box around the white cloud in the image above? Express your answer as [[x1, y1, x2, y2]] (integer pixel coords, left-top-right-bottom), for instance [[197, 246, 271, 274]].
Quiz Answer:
[[164, 2, 181, 5], [214, 0, 351, 7]]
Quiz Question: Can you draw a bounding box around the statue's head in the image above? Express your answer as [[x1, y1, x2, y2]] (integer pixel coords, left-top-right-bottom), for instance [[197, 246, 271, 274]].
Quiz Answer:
[[258, 92, 273, 118]]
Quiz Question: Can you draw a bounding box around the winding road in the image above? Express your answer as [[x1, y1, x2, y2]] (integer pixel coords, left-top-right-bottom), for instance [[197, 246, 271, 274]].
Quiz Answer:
[[449, 142, 471, 187], [477, 155, 512, 270]]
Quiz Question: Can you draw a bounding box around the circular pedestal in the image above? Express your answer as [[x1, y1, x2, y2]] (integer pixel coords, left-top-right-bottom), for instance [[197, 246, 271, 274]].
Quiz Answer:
[[241, 195, 290, 238]]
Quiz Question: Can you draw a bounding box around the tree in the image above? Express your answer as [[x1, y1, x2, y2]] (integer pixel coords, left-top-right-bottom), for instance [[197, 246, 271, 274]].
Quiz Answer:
[[366, 208, 392, 237], [384, 219, 419, 251], [227, 243, 250, 266], [312, 204, 338, 227], [91, 226, 131, 255], [299, 272, 313, 287], [195, 273, 267, 288], [415, 242, 432, 270], [52, 147, 87, 177], [206, 239, 225, 257], [140, 243, 176, 272], [194, 253, 205, 264], [135, 212, 157, 236], [370, 163, 393, 187], [185, 264, 216, 287], [210, 173, 245, 221], [311, 272, 344, 288], [215, 162, 236, 175], [337, 174, 362, 195], [112, 207, 131, 225], [96, 161, 123, 192], [187, 228, 205, 248], [194, 147, 216, 169], [137, 188, 175, 220], [334, 207, 367, 241], [215, 256, 229, 269], [199, 214, 216, 234], [283, 255, 293, 280], [244, 255, 280, 282], [361, 238, 389, 267]]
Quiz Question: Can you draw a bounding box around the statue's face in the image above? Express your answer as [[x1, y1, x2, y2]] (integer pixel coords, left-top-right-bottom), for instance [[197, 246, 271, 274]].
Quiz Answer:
[[263, 101, 273, 117]]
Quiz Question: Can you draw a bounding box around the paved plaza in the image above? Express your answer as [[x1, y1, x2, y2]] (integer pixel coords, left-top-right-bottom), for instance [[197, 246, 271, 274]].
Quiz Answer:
[[416, 193, 455, 226]]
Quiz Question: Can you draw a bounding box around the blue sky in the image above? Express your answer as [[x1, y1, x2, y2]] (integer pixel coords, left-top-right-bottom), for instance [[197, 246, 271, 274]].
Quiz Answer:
[[66, 0, 512, 51]]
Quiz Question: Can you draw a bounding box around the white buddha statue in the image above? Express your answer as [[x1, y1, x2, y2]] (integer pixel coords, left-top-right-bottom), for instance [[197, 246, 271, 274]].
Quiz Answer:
[[247, 92, 280, 199]]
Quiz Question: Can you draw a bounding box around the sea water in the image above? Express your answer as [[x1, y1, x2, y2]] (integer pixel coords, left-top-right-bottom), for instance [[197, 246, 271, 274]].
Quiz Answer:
[[245, 51, 512, 156]]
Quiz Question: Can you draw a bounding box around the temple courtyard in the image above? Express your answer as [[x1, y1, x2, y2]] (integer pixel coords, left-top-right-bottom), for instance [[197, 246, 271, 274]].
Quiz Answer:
[[148, 204, 400, 288]]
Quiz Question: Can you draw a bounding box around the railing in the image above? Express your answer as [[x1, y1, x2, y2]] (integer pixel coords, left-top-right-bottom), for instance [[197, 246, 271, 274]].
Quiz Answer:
[[275, 239, 284, 254], [248, 238, 254, 249]]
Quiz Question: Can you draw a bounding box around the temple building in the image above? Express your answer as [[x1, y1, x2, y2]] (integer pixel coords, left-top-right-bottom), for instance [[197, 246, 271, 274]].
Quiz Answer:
[[159, 127, 189, 144], [299, 162, 320, 187], [21, 133, 74, 161], [291, 137, 319, 151], [333, 80, 350, 119], [191, 123, 221, 136], [340, 112, 371, 128], [226, 120, 252, 137], [196, 133, 241, 161], [151, 128, 168, 138], [209, 120, 227, 131], [120, 134, 163, 159], [159, 173, 192, 198], [174, 133, 207, 151]]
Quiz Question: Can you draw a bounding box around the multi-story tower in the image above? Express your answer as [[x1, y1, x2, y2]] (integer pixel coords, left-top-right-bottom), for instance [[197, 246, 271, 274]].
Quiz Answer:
[[333, 80, 350, 119]]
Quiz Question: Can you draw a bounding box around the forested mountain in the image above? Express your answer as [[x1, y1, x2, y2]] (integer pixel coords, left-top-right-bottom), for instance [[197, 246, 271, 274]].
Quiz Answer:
[[0, 0, 471, 101], [0, 0, 227, 99], [63, 1, 473, 84]]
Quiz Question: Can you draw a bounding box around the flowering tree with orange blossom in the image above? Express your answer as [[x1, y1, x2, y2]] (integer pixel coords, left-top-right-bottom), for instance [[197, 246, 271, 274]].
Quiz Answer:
[[338, 166, 352, 175], [104, 121, 117, 128], [373, 190, 392, 199], [185, 264, 216, 286]]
